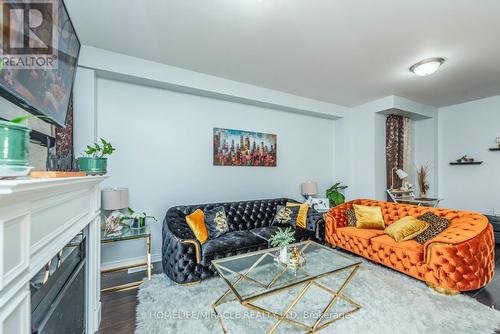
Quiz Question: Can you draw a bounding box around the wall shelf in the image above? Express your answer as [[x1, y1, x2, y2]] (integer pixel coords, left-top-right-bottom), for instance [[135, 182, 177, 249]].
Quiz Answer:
[[449, 161, 483, 165], [489, 148, 500, 151]]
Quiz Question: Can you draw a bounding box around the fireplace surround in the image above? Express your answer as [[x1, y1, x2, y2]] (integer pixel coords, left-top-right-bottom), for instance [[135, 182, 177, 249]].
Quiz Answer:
[[0, 176, 106, 333]]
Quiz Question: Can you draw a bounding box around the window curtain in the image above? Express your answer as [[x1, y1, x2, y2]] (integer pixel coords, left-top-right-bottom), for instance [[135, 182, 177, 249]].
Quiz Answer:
[[386, 114, 411, 190], [402, 117, 411, 179]]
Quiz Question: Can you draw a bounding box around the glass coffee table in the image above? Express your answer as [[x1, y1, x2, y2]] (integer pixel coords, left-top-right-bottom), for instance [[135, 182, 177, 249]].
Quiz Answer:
[[212, 240, 362, 333]]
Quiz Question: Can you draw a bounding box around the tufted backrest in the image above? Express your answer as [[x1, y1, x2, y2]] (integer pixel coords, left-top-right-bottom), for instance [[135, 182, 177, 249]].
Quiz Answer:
[[327, 199, 489, 246], [169, 198, 292, 232]]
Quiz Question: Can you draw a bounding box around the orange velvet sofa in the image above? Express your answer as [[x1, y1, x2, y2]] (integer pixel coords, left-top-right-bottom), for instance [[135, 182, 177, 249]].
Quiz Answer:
[[325, 199, 495, 293]]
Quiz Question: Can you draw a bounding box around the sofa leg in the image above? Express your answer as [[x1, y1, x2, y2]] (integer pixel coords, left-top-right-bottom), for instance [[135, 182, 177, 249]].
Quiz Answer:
[[427, 283, 459, 296]]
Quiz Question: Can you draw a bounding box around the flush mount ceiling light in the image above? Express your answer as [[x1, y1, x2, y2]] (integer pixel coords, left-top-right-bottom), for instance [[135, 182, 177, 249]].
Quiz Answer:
[[409, 57, 445, 76]]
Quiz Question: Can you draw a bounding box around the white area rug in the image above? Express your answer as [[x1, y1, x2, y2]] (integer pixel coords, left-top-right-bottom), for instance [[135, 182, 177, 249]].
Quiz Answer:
[[136, 255, 500, 334]]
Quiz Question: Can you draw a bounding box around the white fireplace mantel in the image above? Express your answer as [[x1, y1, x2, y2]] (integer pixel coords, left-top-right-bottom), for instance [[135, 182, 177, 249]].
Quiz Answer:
[[0, 176, 106, 333]]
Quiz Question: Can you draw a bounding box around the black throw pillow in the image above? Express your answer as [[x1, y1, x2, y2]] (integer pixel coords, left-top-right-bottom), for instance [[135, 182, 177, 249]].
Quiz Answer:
[[205, 206, 229, 239], [272, 205, 300, 227]]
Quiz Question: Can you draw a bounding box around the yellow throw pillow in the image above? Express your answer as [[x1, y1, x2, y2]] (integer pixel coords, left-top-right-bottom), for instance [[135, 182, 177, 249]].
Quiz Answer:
[[286, 202, 309, 229], [385, 216, 429, 242], [353, 204, 385, 230], [185, 209, 208, 244]]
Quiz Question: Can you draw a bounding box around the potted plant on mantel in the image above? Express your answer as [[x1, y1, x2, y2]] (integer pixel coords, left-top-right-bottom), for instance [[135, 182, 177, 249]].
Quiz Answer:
[[0, 115, 34, 179], [78, 138, 115, 175]]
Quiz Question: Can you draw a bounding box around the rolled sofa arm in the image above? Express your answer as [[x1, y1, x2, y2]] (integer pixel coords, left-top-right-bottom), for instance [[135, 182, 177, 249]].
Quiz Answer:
[[162, 208, 202, 284], [423, 213, 495, 291], [325, 200, 365, 242]]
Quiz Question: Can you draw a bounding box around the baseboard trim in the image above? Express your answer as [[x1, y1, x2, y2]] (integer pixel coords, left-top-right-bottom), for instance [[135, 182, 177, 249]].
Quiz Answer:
[[101, 253, 162, 272]]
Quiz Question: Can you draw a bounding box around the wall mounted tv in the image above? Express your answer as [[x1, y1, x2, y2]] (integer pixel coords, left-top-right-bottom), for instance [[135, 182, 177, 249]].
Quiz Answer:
[[0, 0, 80, 127]]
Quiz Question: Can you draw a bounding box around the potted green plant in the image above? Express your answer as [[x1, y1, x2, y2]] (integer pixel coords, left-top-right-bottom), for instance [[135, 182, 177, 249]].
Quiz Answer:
[[78, 138, 115, 175], [0, 115, 34, 179], [326, 182, 348, 207], [270, 227, 295, 263], [121, 208, 157, 229]]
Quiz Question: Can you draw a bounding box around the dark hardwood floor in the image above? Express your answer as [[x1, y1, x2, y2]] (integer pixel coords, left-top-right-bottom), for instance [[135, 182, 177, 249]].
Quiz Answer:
[[97, 263, 163, 334], [98, 245, 500, 333]]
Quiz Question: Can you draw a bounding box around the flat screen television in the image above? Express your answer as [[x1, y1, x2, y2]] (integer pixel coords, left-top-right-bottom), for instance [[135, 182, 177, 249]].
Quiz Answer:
[[0, 0, 80, 127]]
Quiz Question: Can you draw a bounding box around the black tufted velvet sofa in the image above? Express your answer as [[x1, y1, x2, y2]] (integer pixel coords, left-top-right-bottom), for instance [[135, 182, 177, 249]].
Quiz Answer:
[[162, 198, 325, 284]]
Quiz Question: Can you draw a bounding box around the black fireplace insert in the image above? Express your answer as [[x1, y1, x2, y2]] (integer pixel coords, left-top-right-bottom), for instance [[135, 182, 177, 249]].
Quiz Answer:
[[30, 233, 86, 334]]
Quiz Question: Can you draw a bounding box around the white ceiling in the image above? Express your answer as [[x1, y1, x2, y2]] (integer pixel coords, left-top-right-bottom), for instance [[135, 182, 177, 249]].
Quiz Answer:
[[65, 0, 500, 107]]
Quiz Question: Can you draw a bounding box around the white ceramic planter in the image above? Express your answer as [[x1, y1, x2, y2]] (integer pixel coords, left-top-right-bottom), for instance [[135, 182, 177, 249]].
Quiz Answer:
[[279, 246, 288, 264]]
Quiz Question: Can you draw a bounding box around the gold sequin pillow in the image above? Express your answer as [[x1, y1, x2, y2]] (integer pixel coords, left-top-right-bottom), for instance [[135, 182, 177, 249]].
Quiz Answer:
[[384, 216, 429, 242], [205, 206, 229, 239], [272, 205, 300, 227], [353, 204, 385, 230]]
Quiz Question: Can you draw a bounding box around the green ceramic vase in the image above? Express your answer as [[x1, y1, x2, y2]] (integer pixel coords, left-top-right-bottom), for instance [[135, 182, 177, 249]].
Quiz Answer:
[[0, 120, 31, 166], [78, 157, 107, 175]]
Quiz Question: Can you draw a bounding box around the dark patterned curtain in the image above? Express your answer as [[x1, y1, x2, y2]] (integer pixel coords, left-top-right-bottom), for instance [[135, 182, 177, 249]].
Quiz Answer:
[[386, 114, 405, 190]]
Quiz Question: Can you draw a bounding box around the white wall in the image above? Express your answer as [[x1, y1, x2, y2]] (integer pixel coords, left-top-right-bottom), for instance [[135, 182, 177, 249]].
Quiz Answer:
[[414, 117, 438, 197], [438, 95, 500, 213], [79, 46, 348, 120], [73, 67, 97, 156], [333, 117, 351, 198], [347, 103, 377, 199], [96, 77, 337, 265], [374, 113, 387, 200]]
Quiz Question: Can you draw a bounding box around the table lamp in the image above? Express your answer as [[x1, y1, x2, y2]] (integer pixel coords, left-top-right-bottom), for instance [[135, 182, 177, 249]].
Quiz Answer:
[[390, 168, 408, 189], [101, 188, 129, 217], [301, 181, 318, 205]]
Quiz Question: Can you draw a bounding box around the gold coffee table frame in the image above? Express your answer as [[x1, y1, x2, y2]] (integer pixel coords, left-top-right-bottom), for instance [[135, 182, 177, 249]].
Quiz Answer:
[[212, 241, 362, 333]]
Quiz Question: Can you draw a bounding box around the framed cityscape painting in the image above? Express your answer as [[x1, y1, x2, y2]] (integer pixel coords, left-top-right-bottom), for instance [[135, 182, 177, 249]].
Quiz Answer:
[[213, 128, 277, 167]]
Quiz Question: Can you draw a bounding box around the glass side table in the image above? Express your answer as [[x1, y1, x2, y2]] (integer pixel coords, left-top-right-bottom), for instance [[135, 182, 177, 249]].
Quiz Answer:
[[101, 225, 151, 292]]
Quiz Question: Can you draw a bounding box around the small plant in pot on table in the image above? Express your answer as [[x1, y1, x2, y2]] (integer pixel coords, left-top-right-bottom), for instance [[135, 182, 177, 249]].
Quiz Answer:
[[121, 208, 157, 229], [270, 227, 295, 264], [78, 138, 115, 175]]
